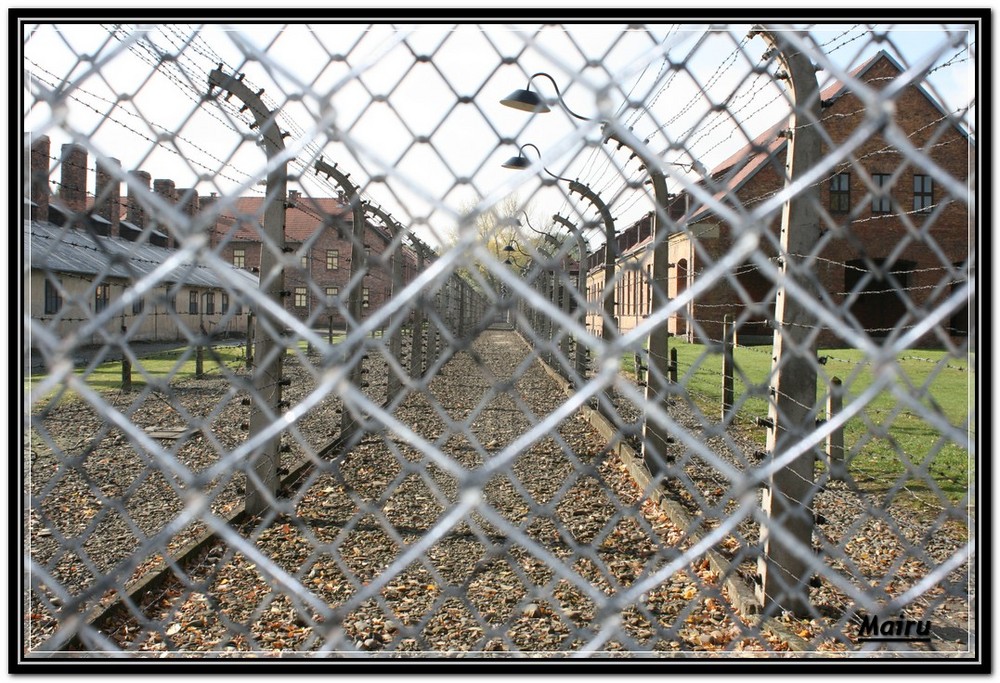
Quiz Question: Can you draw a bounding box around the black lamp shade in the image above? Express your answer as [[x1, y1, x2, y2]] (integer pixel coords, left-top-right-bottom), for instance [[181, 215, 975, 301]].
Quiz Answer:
[[500, 155, 531, 170], [500, 88, 550, 113]]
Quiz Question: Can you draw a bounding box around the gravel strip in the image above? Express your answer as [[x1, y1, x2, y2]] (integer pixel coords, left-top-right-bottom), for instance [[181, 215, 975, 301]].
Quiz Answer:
[[31, 329, 795, 656], [24, 328, 972, 656]]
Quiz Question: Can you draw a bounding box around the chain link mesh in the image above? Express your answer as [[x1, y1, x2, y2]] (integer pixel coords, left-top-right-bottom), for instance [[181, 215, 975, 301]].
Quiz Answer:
[[21, 19, 978, 662]]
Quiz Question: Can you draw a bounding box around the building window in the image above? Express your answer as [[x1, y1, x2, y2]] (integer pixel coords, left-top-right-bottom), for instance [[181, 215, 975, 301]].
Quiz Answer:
[[189, 291, 199, 315], [325, 286, 339, 304], [294, 287, 308, 308], [205, 292, 215, 315], [233, 248, 246, 268], [44, 278, 62, 315], [95, 283, 110, 313], [301, 255, 309, 270], [221, 292, 230, 314], [830, 172, 850, 213], [327, 249, 339, 270], [132, 296, 144, 315], [871, 173, 892, 214], [914, 174, 933, 213], [362, 287, 370, 307]]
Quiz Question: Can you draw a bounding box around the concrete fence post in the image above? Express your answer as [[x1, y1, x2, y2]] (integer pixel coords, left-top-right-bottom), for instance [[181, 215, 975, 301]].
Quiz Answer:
[[209, 68, 287, 518], [827, 377, 846, 481], [751, 27, 823, 617]]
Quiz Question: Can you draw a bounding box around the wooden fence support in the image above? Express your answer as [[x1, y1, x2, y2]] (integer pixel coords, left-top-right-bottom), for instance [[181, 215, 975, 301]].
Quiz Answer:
[[826, 377, 846, 481], [121, 325, 132, 391], [722, 314, 734, 422]]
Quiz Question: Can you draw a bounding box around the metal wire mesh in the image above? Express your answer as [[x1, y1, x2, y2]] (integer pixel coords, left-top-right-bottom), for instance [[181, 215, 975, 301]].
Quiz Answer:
[[20, 19, 978, 662]]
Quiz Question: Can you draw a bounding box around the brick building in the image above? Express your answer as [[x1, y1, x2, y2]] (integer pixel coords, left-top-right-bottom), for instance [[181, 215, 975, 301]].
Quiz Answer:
[[209, 192, 419, 330], [25, 137, 254, 346], [24, 131, 422, 347], [588, 50, 972, 348]]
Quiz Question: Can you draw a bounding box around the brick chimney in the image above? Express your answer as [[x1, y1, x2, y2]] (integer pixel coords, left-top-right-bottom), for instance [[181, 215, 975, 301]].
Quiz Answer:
[[177, 188, 200, 218], [127, 170, 151, 229], [95, 157, 122, 236], [59, 143, 88, 219], [200, 192, 219, 246], [154, 179, 178, 248], [29, 135, 50, 222], [178, 187, 202, 248]]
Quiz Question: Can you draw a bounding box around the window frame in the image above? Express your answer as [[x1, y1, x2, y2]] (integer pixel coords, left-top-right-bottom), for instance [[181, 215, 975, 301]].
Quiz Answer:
[[913, 174, 934, 213], [830, 172, 851, 213], [233, 248, 246, 269], [44, 278, 62, 315], [189, 290, 199, 315], [94, 283, 111, 314], [871, 173, 893, 214], [294, 287, 308, 308]]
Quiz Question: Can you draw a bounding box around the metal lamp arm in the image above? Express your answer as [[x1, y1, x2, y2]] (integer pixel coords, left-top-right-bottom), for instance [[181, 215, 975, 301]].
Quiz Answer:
[[528, 72, 591, 122], [515, 143, 575, 184]]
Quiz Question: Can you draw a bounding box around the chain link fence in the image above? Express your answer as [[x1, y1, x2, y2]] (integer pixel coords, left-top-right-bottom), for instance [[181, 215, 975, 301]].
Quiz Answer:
[[21, 18, 978, 663]]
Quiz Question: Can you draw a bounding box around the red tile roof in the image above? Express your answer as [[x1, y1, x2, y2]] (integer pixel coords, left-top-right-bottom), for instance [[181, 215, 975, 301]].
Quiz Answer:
[[212, 195, 351, 242], [686, 50, 902, 223]]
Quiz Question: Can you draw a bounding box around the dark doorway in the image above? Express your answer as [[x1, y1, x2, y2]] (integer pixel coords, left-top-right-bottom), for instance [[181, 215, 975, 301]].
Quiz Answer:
[[845, 259, 914, 337]]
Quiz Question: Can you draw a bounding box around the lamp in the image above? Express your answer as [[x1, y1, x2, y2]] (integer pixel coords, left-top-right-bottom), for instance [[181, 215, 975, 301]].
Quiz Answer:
[[500, 73, 688, 467], [500, 154, 532, 171], [500, 143, 572, 183], [501, 141, 617, 345], [499, 87, 550, 114], [502, 241, 516, 265], [500, 72, 587, 121]]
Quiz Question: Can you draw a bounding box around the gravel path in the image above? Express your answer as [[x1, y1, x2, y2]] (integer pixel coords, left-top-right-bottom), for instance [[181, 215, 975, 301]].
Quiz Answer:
[[24, 327, 972, 656]]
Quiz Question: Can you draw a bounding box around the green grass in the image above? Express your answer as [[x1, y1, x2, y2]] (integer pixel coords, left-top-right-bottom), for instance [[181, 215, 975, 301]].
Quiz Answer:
[[27, 333, 353, 404], [26, 344, 250, 401], [625, 341, 974, 507]]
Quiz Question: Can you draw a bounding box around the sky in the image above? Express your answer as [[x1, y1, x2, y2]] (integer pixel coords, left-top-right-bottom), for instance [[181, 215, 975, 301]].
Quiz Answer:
[[21, 18, 977, 250]]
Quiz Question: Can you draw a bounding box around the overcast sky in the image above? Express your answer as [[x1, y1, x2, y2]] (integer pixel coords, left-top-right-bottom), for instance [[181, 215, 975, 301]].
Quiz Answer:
[[22, 20, 976, 249]]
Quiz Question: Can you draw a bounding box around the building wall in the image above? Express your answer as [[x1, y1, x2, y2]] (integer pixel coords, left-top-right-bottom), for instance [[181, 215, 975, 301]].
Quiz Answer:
[[27, 270, 249, 346], [214, 200, 419, 330], [597, 55, 971, 350]]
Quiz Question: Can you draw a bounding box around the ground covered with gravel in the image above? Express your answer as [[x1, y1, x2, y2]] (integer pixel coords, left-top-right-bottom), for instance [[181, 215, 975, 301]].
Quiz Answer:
[[24, 328, 973, 657]]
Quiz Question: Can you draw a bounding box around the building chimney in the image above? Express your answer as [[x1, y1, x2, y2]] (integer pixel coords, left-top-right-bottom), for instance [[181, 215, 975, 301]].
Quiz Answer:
[[59, 143, 88, 219], [178, 188, 200, 218], [200, 192, 219, 246], [127, 170, 152, 229], [29, 135, 50, 222], [154, 179, 178, 248], [95, 157, 122, 236]]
